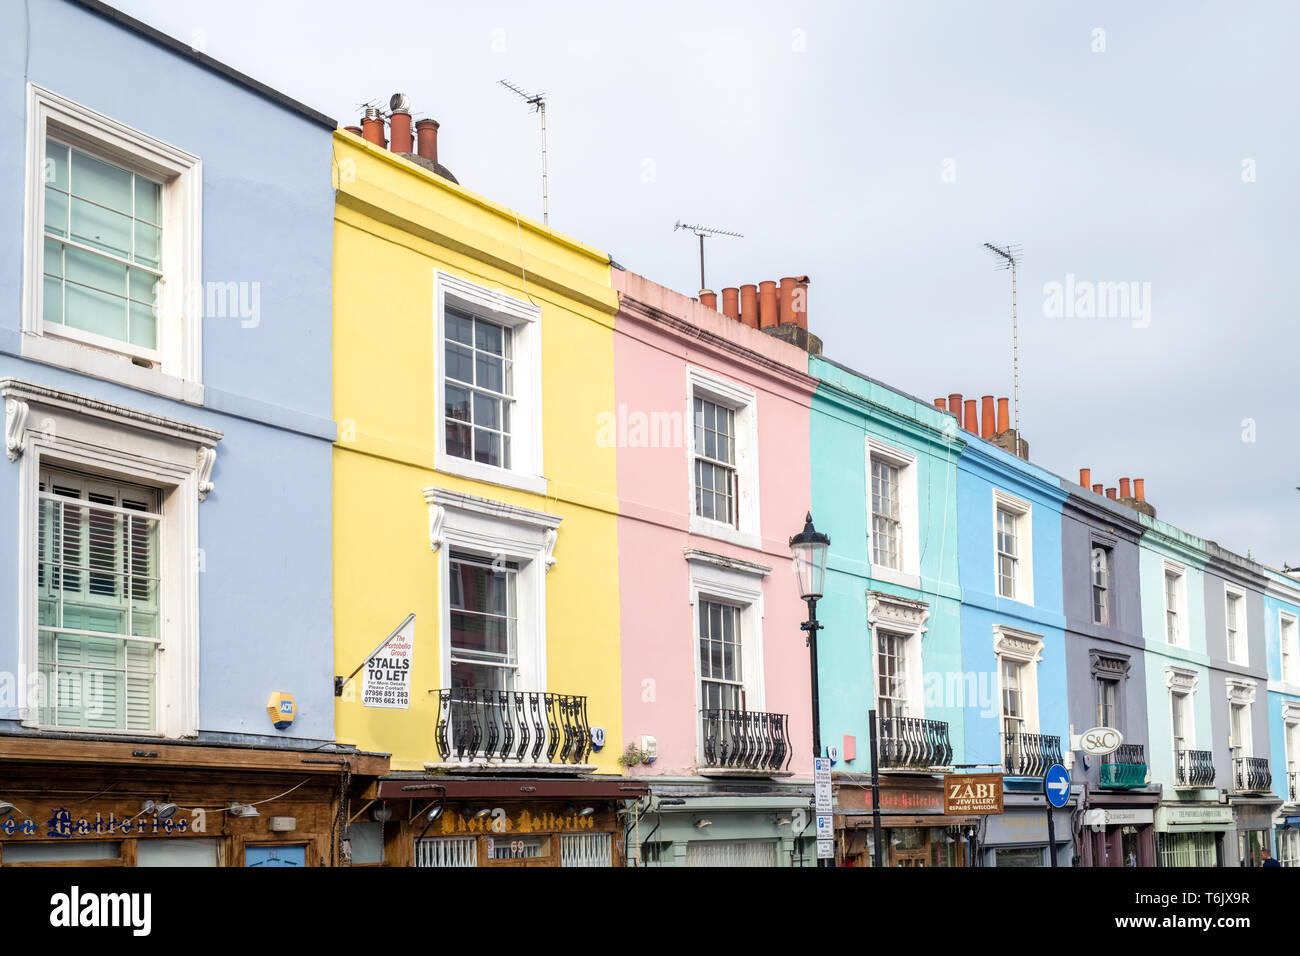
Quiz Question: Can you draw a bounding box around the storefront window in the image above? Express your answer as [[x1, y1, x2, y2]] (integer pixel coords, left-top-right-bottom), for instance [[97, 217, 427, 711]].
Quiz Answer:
[[2, 841, 121, 864], [1275, 828, 1299, 867], [1121, 826, 1140, 867], [993, 846, 1045, 867], [1238, 829, 1268, 867]]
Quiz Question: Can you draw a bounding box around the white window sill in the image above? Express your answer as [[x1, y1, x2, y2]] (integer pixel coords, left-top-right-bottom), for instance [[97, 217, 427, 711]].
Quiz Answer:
[[688, 514, 762, 551], [21, 332, 203, 405], [870, 565, 921, 590], [434, 450, 547, 496]]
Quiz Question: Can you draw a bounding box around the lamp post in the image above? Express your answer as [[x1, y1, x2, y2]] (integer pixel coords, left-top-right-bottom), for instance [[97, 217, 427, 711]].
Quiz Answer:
[[790, 512, 830, 867]]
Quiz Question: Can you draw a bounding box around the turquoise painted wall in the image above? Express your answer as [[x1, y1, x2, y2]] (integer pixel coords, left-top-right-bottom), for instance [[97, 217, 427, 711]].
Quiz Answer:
[[808, 357, 964, 767]]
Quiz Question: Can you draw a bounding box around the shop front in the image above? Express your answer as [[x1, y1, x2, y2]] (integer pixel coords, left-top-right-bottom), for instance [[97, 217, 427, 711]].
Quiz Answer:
[[371, 775, 647, 867], [1275, 814, 1300, 867], [623, 788, 816, 867], [1079, 792, 1160, 867], [834, 774, 979, 867], [0, 736, 387, 867], [1155, 804, 1233, 866], [980, 791, 1075, 867], [1230, 799, 1281, 867]]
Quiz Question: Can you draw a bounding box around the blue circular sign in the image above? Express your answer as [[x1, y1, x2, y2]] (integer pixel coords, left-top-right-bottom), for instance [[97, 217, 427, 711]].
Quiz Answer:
[[1043, 763, 1070, 808]]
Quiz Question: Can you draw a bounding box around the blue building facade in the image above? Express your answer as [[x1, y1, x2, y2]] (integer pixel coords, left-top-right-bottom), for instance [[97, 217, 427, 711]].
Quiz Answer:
[[953, 406, 1070, 866], [0, 0, 379, 867], [1262, 567, 1300, 865]]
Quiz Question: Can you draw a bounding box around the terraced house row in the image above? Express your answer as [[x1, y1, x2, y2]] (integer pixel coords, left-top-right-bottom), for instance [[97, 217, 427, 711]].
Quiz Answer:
[[0, 0, 1296, 868]]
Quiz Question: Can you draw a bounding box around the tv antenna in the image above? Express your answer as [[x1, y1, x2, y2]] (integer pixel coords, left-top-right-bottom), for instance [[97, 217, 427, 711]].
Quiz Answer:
[[499, 79, 548, 225], [675, 221, 743, 292], [983, 242, 1024, 457]]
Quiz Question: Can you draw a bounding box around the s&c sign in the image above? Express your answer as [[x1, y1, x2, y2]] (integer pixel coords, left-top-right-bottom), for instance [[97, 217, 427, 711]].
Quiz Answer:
[[1079, 726, 1123, 756]]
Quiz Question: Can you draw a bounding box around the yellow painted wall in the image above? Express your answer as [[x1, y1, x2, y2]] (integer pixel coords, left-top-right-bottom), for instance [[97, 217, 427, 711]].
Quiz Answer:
[[331, 132, 621, 772]]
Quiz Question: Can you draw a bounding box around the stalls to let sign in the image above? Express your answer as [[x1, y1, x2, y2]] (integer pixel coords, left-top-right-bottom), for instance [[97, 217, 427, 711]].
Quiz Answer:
[[362, 614, 416, 709], [943, 773, 1004, 814]]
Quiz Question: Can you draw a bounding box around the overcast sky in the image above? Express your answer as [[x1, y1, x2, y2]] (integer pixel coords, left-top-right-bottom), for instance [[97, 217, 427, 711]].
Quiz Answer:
[[116, 0, 1300, 570]]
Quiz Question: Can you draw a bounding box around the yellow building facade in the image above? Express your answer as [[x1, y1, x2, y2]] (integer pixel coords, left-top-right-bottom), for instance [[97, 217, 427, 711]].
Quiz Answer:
[[331, 124, 633, 865]]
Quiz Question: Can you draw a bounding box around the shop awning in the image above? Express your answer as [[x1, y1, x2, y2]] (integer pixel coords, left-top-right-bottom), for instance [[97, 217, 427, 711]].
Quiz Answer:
[[376, 776, 649, 800]]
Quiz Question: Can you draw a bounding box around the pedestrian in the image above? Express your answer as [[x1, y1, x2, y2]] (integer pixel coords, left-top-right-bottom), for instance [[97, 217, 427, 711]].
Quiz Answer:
[[1261, 849, 1281, 868]]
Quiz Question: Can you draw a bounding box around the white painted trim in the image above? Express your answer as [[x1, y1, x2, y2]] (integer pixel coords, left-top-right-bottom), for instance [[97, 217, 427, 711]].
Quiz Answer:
[[992, 488, 1034, 605], [688, 553, 768, 762], [1280, 611, 1300, 685], [686, 365, 761, 548], [1164, 664, 1200, 692], [865, 436, 920, 587], [432, 270, 545, 495], [993, 624, 1043, 735], [426, 488, 560, 696], [23, 84, 203, 391], [5, 379, 215, 738], [1162, 560, 1190, 649], [1223, 583, 1248, 666], [867, 592, 930, 718]]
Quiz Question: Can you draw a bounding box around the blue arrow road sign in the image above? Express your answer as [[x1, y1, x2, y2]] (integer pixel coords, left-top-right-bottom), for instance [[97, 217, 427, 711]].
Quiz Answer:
[[1044, 764, 1070, 808]]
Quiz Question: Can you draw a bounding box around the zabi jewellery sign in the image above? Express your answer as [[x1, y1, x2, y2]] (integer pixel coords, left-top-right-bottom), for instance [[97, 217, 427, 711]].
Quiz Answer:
[[943, 773, 1004, 815]]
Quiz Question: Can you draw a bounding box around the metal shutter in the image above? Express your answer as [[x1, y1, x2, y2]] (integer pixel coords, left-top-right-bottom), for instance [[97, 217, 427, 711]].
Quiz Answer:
[[685, 839, 778, 867], [415, 836, 477, 867], [560, 833, 613, 867]]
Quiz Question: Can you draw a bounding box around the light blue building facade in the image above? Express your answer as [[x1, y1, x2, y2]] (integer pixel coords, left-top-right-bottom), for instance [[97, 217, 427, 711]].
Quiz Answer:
[[1261, 567, 1300, 864], [0, 0, 338, 749], [810, 357, 967, 866]]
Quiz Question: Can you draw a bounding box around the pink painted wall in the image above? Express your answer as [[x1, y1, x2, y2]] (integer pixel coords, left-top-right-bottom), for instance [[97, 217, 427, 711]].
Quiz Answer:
[[612, 269, 816, 777]]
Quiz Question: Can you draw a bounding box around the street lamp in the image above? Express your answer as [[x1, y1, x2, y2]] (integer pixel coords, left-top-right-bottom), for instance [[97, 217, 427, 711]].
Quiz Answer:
[[790, 512, 830, 867]]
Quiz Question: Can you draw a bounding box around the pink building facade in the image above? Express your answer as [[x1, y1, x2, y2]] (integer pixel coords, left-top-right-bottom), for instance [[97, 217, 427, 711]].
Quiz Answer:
[[611, 268, 818, 867]]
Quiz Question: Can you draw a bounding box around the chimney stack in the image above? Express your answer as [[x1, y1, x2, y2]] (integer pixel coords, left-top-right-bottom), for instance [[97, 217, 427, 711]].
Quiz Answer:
[[739, 284, 759, 329], [963, 400, 978, 435], [934, 398, 947, 411], [996, 398, 1010, 435], [361, 106, 386, 148], [980, 396, 995, 439], [699, 290, 717, 310], [389, 99, 413, 154], [948, 394, 963, 430], [758, 281, 779, 329], [415, 119, 440, 163], [721, 287, 741, 321], [1079, 468, 1091, 489]]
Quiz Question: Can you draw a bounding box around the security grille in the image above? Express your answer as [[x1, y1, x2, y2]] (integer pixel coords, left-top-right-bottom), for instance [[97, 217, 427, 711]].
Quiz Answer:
[[560, 833, 613, 867], [685, 839, 778, 867], [1159, 832, 1216, 867], [415, 836, 477, 867]]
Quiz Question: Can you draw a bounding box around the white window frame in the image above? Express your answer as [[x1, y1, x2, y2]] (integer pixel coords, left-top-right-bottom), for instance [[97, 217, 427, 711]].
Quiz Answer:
[[5, 378, 218, 738], [425, 488, 560, 703], [1281, 611, 1300, 686], [686, 550, 770, 766], [867, 593, 930, 719], [686, 367, 760, 549], [865, 438, 919, 588], [433, 272, 544, 496], [1091, 545, 1111, 626], [993, 626, 1043, 738], [1224, 585, 1248, 665], [992, 489, 1033, 604], [1282, 703, 1300, 804], [22, 85, 203, 404], [1163, 561, 1188, 648], [1226, 678, 1257, 757]]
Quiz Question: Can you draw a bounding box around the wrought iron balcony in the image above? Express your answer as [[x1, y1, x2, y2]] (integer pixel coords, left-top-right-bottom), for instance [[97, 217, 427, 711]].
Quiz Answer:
[[1175, 749, 1215, 788], [1003, 732, 1063, 777], [434, 689, 592, 766], [1099, 743, 1146, 789], [878, 716, 953, 770], [1233, 756, 1272, 794], [1290, 771, 1298, 803], [701, 709, 792, 773]]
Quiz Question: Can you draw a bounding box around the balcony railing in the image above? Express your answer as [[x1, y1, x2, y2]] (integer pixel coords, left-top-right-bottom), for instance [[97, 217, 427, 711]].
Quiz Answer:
[[701, 709, 792, 773], [434, 689, 592, 765], [1290, 771, 1298, 803], [1233, 756, 1272, 794], [1099, 743, 1147, 789], [1175, 749, 1215, 788], [878, 716, 953, 770], [1003, 732, 1063, 778]]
